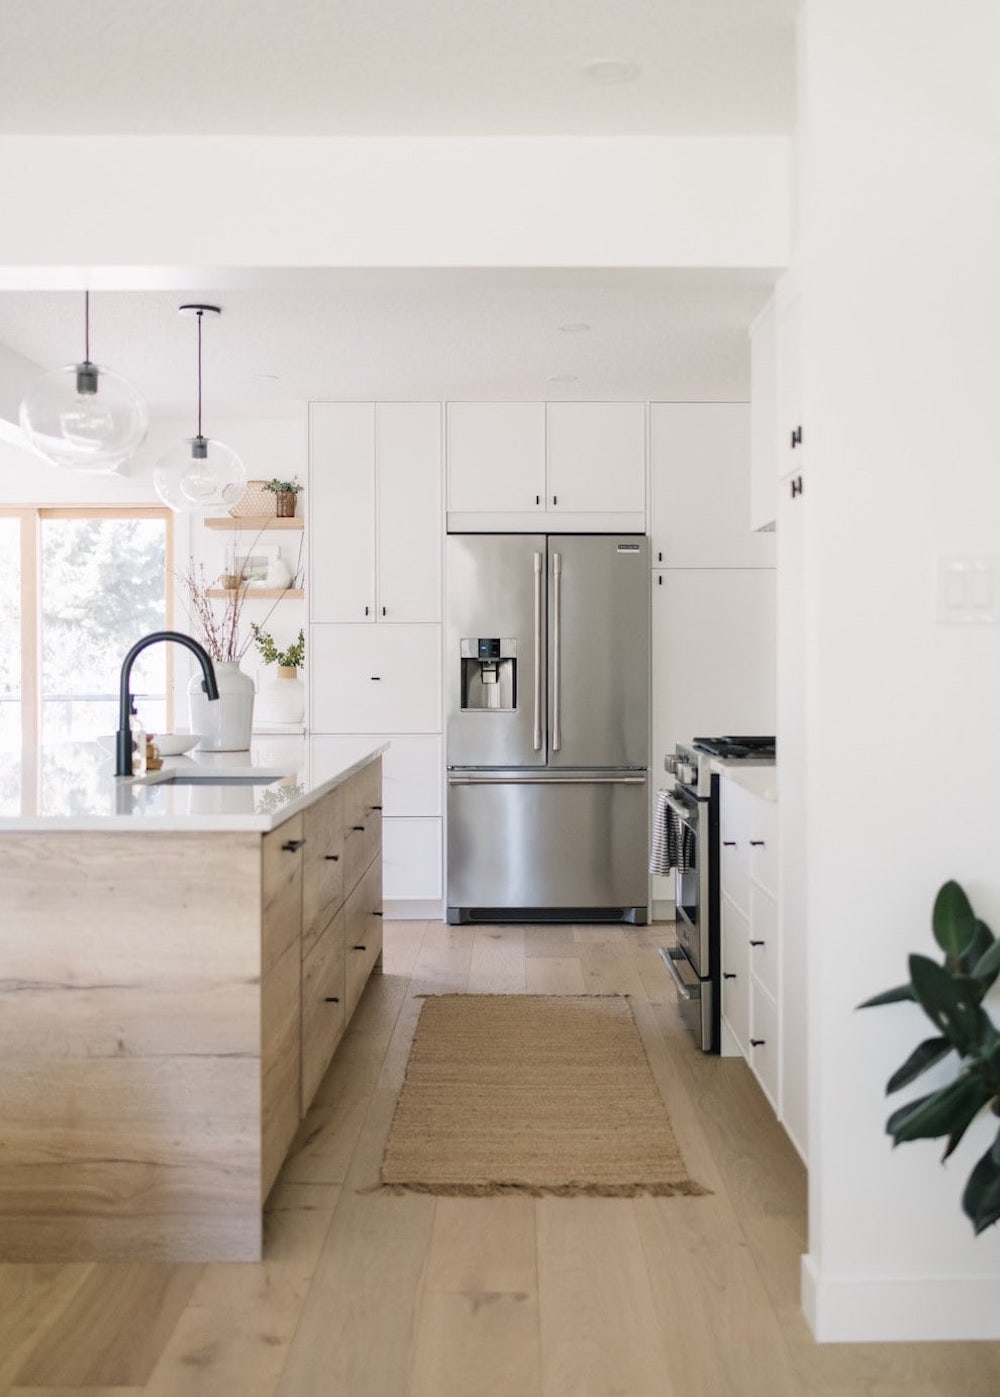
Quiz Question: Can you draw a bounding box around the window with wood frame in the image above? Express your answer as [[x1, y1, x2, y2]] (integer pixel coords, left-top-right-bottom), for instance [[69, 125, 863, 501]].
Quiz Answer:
[[0, 506, 173, 751]]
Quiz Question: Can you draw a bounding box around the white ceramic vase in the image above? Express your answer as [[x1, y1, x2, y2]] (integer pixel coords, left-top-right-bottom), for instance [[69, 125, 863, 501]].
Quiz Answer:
[[256, 665, 305, 725], [188, 659, 255, 751]]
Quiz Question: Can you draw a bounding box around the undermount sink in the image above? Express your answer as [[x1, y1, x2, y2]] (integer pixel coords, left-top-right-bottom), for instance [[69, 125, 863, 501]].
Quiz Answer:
[[140, 769, 288, 787]]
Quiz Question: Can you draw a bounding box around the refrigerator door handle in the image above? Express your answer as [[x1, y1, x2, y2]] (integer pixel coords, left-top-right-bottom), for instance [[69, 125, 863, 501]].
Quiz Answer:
[[448, 775, 647, 786], [552, 550, 562, 751], [533, 551, 543, 751]]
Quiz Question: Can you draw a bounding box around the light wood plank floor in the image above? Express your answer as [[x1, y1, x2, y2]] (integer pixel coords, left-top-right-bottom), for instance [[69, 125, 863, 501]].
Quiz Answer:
[[3, 920, 1000, 1397]]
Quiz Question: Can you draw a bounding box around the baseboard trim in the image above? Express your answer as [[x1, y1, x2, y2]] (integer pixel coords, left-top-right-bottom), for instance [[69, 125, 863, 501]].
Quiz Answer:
[[384, 898, 444, 921], [651, 898, 675, 922], [802, 1253, 1000, 1341]]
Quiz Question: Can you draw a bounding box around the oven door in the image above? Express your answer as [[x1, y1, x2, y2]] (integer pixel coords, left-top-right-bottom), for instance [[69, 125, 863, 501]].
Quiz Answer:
[[668, 787, 711, 978]]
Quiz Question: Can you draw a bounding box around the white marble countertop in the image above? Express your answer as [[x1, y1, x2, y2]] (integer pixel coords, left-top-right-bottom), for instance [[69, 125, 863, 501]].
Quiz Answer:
[[0, 735, 387, 832], [710, 756, 777, 802]]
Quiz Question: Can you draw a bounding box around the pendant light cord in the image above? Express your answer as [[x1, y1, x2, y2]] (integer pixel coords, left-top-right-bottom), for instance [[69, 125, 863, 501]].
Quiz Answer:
[[196, 307, 204, 440], [84, 289, 90, 363]]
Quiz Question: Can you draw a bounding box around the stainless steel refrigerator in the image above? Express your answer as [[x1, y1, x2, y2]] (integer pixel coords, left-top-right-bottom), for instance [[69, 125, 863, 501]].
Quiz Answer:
[[446, 533, 650, 924]]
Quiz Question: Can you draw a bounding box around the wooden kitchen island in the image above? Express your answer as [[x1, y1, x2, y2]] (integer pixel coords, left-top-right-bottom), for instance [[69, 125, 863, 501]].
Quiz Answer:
[[0, 739, 384, 1263]]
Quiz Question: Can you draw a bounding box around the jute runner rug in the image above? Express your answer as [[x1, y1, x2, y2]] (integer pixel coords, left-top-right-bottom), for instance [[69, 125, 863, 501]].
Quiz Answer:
[[377, 994, 706, 1197]]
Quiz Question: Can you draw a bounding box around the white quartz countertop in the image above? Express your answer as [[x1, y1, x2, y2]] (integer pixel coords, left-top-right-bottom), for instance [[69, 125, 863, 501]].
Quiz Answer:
[[0, 735, 388, 832], [710, 756, 777, 802]]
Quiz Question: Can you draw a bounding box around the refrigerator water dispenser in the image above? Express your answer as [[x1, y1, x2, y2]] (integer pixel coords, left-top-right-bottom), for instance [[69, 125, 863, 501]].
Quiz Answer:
[[460, 637, 517, 711]]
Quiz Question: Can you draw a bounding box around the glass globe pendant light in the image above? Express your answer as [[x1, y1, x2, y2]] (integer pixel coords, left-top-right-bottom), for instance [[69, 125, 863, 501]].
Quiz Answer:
[[153, 304, 246, 514], [18, 291, 149, 474]]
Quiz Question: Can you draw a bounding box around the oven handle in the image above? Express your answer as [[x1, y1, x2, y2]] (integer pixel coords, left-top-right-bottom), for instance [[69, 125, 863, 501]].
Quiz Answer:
[[657, 945, 701, 1002], [662, 792, 698, 826]]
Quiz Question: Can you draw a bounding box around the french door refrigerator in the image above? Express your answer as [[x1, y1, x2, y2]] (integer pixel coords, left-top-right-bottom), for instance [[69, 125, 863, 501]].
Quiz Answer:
[[446, 533, 649, 924]]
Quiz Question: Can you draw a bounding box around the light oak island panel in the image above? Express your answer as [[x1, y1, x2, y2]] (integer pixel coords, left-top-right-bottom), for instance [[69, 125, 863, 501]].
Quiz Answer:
[[0, 756, 383, 1264]]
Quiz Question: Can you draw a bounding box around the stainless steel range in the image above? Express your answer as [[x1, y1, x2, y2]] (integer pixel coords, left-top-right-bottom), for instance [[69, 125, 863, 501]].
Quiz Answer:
[[657, 735, 776, 1052]]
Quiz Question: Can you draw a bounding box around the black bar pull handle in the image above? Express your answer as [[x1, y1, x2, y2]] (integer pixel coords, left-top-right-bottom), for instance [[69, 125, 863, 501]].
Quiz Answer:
[[324, 996, 340, 1004], [324, 853, 340, 862], [373, 910, 383, 917], [353, 944, 367, 951], [749, 840, 765, 847], [723, 972, 737, 980], [723, 840, 737, 847], [750, 1038, 766, 1047], [282, 839, 305, 852], [750, 939, 765, 947], [353, 824, 365, 831]]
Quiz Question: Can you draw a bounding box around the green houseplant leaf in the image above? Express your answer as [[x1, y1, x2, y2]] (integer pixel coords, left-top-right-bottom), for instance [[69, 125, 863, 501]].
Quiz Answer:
[[885, 1036, 952, 1094], [859, 881, 1000, 1235], [932, 880, 977, 964]]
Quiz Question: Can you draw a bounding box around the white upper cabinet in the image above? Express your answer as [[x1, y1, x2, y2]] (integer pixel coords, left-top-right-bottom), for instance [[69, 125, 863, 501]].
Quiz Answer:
[[545, 402, 646, 512], [649, 403, 775, 569], [775, 274, 806, 483], [445, 401, 645, 529], [310, 402, 442, 624], [749, 298, 778, 532], [446, 402, 545, 513]]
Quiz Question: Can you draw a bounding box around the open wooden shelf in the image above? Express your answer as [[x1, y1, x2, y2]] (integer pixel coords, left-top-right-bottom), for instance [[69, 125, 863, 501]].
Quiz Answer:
[[203, 516, 304, 531], [206, 588, 305, 600]]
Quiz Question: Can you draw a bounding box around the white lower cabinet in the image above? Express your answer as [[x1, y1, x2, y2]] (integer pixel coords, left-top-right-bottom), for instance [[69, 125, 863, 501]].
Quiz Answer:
[[310, 625, 442, 733], [383, 817, 442, 902], [718, 772, 787, 1130]]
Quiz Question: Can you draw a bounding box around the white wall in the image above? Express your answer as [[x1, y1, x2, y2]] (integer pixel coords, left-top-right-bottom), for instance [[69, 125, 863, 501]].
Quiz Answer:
[[0, 136, 790, 271], [800, 0, 1000, 1341]]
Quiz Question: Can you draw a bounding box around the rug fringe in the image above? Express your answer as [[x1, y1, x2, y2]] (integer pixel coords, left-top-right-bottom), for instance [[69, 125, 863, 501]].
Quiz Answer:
[[359, 1179, 710, 1198]]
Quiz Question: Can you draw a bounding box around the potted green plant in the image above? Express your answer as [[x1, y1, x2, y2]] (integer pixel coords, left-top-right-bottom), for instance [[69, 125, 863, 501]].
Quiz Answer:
[[262, 476, 303, 518], [249, 624, 305, 724], [858, 880, 1000, 1234]]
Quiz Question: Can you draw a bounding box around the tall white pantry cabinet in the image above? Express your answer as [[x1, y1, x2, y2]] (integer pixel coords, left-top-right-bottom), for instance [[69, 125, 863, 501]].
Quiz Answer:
[[308, 402, 444, 916]]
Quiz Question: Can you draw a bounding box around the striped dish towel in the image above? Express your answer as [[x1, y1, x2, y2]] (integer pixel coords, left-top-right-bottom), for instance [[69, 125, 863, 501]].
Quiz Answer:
[[649, 789, 696, 876]]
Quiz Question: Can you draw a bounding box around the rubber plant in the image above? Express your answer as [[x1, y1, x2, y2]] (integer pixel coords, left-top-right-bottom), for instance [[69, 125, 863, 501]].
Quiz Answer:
[[859, 881, 1000, 1234]]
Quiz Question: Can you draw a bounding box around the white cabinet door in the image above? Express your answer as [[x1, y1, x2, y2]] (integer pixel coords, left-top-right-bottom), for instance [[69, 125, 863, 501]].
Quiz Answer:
[[446, 402, 545, 513], [309, 403, 377, 623], [777, 465, 808, 1163], [775, 277, 806, 482], [383, 817, 442, 900], [376, 403, 442, 623], [749, 299, 778, 532], [649, 403, 774, 568], [546, 402, 645, 512], [308, 734, 443, 817], [721, 894, 751, 1057], [311, 625, 442, 733]]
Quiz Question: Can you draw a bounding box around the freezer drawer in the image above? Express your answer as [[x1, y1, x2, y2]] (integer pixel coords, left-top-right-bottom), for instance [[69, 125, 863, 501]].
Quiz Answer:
[[446, 770, 648, 923]]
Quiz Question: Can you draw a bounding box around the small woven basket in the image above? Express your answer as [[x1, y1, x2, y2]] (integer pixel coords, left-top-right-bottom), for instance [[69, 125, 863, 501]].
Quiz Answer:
[[228, 480, 273, 518]]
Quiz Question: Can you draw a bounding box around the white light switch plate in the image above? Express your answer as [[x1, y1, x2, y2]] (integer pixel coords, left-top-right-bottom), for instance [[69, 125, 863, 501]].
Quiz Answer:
[[934, 554, 1000, 624]]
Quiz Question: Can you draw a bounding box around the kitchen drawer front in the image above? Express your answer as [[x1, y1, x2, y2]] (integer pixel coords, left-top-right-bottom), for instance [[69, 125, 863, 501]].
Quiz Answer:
[[262, 814, 305, 970], [301, 907, 347, 1110], [345, 856, 384, 1017], [720, 894, 750, 1056], [749, 884, 779, 1000], [720, 779, 751, 915], [749, 984, 780, 1112], [310, 624, 442, 733], [384, 816, 442, 900], [301, 785, 345, 958], [748, 798, 778, 898], [343, 759, 383, 892]]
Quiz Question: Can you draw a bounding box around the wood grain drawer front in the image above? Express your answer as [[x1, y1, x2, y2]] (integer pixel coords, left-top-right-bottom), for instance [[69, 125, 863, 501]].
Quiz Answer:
[[301, 907, 347, 1110], [721, 895, 750, 1055], [750, 984, 780, 1111], [748, 799, 778, 897], [343, 759, 382, 890], [262, 937, 302, 1196], [345, 856, 384, 1017], [262, 814, 304, 970], [749, 884, 779, 999], [302, 786, 345, 958]]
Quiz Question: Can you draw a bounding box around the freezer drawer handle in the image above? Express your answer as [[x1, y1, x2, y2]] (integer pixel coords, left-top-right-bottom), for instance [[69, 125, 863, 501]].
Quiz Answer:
[[448, 775, 646, 786], [552, 550, 562, 751], [533, 551, 543, 751], [657, 946, 701, 1003]]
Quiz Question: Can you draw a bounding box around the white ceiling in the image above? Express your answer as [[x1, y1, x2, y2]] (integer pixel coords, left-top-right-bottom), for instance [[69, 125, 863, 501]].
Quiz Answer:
[[0, 2, 796, 416], [0, 1, 796, 136]]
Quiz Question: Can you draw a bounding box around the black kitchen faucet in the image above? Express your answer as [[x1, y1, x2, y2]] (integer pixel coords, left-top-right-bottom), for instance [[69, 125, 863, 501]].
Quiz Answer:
[[115, 630, 219, 777]]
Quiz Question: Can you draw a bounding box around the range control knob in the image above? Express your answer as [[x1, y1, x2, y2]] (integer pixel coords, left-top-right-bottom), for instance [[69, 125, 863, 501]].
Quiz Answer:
[[664, 754, 679, 775]]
